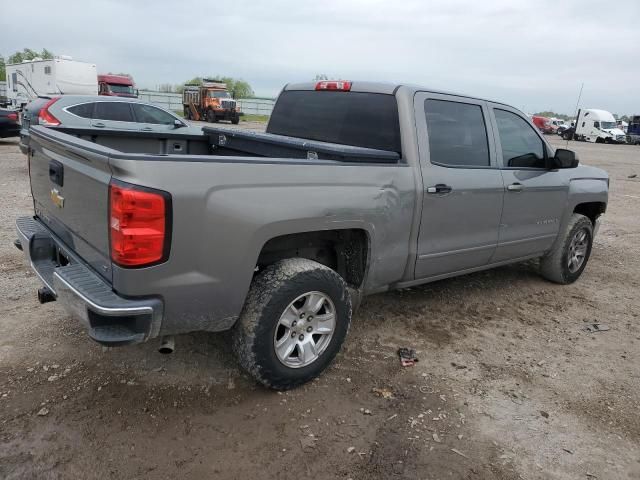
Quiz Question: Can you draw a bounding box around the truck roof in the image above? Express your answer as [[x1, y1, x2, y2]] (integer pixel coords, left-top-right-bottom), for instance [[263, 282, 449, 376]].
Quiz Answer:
[[283, 81, 513, 108], [98, 74, 134, 86], [582, 109, 615, 121]]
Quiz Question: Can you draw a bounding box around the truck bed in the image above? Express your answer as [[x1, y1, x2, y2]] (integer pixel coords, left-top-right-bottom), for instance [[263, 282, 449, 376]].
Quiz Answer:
[[46, 125, 401, 163]]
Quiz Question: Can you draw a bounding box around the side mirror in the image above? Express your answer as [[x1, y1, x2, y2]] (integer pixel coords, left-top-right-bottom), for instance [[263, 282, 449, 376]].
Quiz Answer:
[[551, 148, 579, 169], [174, 119, 186, 129]]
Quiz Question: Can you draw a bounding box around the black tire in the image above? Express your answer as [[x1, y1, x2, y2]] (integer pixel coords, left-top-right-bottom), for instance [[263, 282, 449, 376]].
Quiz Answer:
[[206, 109, 217, 123], [562, 131, 572, 141], [232, 258, 352, 390], [539, 214, 594, 284], [184, 107, 191, 120], [231, 116, 240, 125]]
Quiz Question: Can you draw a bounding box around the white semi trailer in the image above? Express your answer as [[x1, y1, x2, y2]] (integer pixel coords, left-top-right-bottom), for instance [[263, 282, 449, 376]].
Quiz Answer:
[[5, 56, 98, 110]]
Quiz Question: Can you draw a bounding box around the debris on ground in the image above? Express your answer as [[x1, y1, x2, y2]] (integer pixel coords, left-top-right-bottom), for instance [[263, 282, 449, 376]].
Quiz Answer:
[[398, 348, 419, 367], [584, 323, 610, 333], [347, 446, 356, 453], [540, 410, 549, 418], [300, 436, 317, 450], [451, 448, 469, 459], [372, 387, 394, 399], [432, 433, 442, 443], [36, 407, 49, 416], [628, 174, 637, 178]]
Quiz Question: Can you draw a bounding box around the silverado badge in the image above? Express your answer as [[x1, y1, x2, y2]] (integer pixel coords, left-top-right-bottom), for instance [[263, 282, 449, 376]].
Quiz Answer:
[[50, 188, 65, 209]]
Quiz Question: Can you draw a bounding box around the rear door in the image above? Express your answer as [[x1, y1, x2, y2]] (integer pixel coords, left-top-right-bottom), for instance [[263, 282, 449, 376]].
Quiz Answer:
[[414, 93, 504, 278], [488, 104, 568, 261], [131, 103, 182, 132], [91, 101, 138, 130], [28, 126, 113, 280]]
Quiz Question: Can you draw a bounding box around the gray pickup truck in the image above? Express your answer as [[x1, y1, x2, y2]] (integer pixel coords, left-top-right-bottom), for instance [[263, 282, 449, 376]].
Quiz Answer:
[[15, 81, 608, 389]]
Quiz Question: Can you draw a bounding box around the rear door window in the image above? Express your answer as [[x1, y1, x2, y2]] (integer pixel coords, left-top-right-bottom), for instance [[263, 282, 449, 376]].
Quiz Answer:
[[67, 103, 95, 119], [93, 102, 134, 122], [132, 104, 177, 125], [424, 99, 490, 167], [267, 90, 401, 153]]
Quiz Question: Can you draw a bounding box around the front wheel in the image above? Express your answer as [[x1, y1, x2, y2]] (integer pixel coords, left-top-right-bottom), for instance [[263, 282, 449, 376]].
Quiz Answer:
[[231, 116, 240, 125], [232, 258, 352, 390], [206, 109, 217, 123], [539, 214, 594, 284]]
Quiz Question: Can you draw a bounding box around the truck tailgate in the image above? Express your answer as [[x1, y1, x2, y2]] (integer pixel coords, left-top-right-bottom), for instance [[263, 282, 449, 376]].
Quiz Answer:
[[28, 126, 113, 281]]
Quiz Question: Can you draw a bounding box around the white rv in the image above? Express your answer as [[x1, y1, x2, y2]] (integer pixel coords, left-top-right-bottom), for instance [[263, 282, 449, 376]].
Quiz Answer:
[[574, 108, 626, 143], [5, 56, 98, 110]]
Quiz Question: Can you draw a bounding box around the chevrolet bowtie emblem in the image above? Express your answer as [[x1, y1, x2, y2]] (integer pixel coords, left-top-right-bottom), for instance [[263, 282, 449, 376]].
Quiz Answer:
[[50, 188, 65, 209]]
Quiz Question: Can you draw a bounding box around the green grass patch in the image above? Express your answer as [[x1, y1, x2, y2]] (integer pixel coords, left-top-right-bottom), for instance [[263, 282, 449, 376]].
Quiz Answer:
[[241, 114, 270, 123]]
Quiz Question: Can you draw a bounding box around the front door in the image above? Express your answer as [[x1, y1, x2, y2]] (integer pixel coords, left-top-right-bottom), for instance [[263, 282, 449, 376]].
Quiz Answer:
[[414, 93, 504, 279], [488, 104, 569, 261]]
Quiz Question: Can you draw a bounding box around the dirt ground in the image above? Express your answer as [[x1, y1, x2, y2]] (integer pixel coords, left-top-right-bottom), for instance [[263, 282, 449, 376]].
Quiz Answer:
[[1, 131, 639, 480]]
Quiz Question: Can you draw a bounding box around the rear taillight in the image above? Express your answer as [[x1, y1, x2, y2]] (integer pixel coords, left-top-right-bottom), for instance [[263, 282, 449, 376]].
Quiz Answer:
[[7, 112, 18, 121], [315, 81, 352, 91], [38, 97, 61, 126], [109, 181, 171, 267]]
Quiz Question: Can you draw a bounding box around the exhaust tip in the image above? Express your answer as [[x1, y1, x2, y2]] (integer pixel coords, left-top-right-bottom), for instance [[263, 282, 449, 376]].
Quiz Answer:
[[37, 287, 56, 304], [158, 336, 175, 354]]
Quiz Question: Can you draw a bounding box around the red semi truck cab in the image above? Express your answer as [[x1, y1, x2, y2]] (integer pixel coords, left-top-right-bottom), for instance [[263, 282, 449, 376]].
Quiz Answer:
[[98, 74, 138, 98], [531, 115, 554, 134]]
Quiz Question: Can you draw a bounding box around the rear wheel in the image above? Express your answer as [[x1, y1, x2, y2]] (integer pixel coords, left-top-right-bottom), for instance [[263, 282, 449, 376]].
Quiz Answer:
[[232, 258, 352, 390], [539, 214, 593, 284]]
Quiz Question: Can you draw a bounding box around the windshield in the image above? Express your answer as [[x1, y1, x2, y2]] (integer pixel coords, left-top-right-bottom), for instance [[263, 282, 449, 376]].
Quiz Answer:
[[600, 121, 616, 129], [208, 91, 231, 98], [109, 84, 135, 95]]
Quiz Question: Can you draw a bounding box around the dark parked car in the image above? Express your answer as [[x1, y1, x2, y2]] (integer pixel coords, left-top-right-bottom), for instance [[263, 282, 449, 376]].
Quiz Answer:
[[19, 95, 201, 154], [0, 108, 20, 138]]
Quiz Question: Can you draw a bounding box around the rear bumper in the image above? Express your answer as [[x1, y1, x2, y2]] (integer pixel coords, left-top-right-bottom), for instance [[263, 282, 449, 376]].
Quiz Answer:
[[15, 216, 163, 346]]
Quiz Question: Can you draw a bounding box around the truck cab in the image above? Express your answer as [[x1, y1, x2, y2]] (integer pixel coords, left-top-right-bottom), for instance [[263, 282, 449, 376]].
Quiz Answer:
[[532, 115, 553, 134], [98, 74, 138, 98], [574, 109, 626, 143]]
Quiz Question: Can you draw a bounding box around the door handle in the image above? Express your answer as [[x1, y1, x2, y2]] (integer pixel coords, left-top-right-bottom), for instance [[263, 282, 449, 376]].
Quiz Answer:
[[93, 122, 105, 128], [141, 127, 153, 131], [427, 184, 452, 194], [507, 183, 524, 192]]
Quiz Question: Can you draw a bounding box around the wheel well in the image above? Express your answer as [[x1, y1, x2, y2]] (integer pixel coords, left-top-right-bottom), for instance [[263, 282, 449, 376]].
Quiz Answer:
[[257, 230, 369, 288], [574, 202, 606, 225]]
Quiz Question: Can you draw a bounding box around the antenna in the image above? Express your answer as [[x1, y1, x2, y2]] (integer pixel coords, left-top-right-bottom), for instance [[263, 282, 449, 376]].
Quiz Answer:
[[567, 82, 584, 148]]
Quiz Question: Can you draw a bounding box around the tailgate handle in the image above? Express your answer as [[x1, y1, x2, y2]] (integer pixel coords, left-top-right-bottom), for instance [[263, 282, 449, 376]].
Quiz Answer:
[[49, 160, 64, 187]]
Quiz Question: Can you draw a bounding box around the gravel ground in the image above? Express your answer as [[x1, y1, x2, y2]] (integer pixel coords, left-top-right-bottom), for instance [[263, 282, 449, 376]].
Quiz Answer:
[[0, 133, 639, 480]]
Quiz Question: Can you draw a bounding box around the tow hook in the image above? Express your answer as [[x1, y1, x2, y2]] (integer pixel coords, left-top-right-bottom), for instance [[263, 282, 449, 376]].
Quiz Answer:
[[37, 287, 56, 304], [158, 336, 175, 354]]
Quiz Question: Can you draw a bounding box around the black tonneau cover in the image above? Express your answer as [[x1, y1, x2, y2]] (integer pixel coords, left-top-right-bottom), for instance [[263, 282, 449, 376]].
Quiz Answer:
[[203, 127, 400, 164]]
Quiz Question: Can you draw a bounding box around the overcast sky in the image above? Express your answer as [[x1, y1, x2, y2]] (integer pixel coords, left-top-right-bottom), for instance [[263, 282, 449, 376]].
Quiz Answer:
[[2, 0, 639, 114]]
